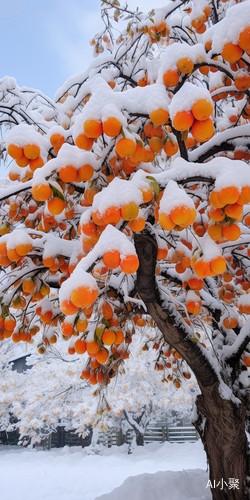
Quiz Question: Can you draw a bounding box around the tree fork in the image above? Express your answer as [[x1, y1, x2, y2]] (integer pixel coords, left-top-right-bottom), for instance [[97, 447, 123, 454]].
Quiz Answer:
[[123, 409, 145, 446]]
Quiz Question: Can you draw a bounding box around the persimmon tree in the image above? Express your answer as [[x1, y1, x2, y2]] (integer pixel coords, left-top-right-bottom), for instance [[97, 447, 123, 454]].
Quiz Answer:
[[1, 0, 250, 497]]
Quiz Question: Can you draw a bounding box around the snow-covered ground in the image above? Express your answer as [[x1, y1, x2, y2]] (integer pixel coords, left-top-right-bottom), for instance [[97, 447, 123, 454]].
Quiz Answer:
[[0, 440, 211, 500]]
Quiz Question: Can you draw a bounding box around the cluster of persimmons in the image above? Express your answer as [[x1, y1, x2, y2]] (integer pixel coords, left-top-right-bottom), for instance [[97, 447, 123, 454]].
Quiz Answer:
[[1, 0, 250, 389]]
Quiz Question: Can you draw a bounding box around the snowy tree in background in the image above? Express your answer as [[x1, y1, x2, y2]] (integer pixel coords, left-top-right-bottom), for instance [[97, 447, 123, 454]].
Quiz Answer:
[[0, 332, 196, 446], [0, 0, 250, 497]]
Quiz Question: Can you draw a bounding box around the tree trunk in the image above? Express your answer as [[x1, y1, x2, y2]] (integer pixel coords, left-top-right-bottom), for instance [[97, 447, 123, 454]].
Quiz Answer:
[[194, 383, 249, 500], [133, 232, 250, 500], [135, 431, 144, 446]]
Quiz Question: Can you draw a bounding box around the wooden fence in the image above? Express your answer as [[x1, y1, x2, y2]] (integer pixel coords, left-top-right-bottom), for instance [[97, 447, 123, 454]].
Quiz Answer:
[[1, 422, 198, 449], [98, 422, 198, 447]]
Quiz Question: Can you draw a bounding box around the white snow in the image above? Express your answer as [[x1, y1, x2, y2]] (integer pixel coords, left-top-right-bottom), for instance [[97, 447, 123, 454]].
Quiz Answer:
[[47, 125, 67, 141], [159, 180, 196, 214], [154, 156, 250, 192], [72, 77, 170, 140], [0, 440, 211, 500], [206, 1, 250, 55], [92, 177, 143, 214], [198, 234, 222, 262], [32, 143, 100, 187], [59, 224, 139, 299], [157, 42, 206, 78], [169, 82, 213, 117], [5, 123, 49, 158], [5, 229, 33, 251], [238, 294, 250, 308], [59, 267, 98, 303], [97, 469, 210, 500]]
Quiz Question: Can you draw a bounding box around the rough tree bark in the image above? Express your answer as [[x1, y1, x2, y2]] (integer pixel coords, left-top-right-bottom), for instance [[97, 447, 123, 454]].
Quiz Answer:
[[134, 231, 250, 500], [195, 384, 248, 500]]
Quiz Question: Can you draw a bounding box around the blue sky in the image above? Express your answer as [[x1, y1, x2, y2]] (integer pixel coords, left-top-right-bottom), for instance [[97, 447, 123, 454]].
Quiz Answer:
[[0, 0, 166, 99], [0, 0, 104, 98]]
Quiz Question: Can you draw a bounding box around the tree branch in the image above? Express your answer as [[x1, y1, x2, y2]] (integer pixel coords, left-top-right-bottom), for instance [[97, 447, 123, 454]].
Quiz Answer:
[[0, 182, 32, 202], [191, 142, 235, 163], [173, 129, 188, 160], [134, 231, 219, 390], [123, 409, 145, 435], [223, 318, 250, 367]]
